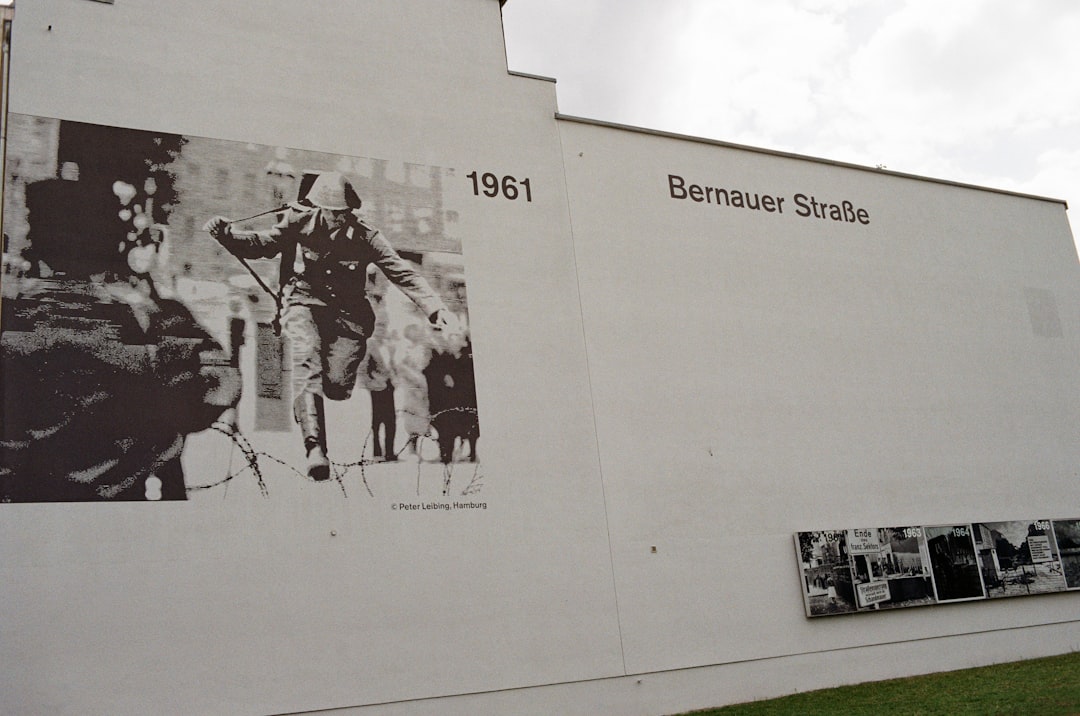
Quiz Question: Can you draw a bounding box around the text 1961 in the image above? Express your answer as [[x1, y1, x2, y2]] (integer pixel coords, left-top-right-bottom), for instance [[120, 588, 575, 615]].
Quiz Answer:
[[467, 171, 532, 202]]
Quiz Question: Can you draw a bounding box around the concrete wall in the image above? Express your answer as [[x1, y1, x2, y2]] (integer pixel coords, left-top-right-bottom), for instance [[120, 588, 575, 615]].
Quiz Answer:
[[1, 2, 1078, 715], [560, 116, 1080, 671]]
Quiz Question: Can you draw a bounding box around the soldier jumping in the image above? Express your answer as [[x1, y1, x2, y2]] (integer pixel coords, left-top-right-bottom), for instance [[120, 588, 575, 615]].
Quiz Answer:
[[205, 171, 451, 481]]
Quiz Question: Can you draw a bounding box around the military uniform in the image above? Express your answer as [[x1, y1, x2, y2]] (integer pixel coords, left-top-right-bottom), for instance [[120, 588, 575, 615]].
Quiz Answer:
[[208, 172, 447, 480]]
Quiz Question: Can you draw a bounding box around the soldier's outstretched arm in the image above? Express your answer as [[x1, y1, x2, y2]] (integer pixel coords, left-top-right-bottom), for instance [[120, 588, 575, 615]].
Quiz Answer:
[[203, 215, 284, 260], [368, 230, 447, 318]]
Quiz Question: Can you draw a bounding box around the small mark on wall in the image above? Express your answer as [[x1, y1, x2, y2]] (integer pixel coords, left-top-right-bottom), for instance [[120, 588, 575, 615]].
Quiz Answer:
[[1024, 287, 1062, 338]]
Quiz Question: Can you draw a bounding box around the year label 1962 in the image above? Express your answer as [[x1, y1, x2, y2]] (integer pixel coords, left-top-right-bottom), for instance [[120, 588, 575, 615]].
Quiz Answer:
[[467, 171, 532, 202]]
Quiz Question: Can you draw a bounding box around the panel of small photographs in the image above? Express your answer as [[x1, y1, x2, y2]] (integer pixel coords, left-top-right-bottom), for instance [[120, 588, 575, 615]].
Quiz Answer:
[[795, 519, 1080, 617]]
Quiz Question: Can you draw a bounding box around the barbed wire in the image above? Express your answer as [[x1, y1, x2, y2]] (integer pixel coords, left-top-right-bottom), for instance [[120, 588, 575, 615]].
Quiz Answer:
[[184, 407, 482, 500]]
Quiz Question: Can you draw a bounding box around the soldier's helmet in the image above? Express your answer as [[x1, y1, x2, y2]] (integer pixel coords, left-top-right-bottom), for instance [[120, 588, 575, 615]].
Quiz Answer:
[[303, 171, 362, 211]]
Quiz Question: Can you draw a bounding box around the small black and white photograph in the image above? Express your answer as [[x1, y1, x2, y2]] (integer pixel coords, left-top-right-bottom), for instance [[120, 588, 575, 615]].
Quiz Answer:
[[844, 528, 892, 610], [854, 526, 936, 611], [924, 524, 986, 603], [1, 114, 481, 503], [796, 530, 858, 616], [974, 520, 1068, 598], [1051, 519, 1080, 589]]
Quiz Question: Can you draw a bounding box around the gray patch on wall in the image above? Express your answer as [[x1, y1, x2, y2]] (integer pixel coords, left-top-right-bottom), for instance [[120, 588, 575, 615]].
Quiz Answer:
[[1024, 287, 1062, 338]]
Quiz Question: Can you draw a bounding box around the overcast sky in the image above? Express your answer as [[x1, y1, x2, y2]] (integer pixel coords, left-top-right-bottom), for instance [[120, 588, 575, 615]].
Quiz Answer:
[[501, 0, 1080, 233]]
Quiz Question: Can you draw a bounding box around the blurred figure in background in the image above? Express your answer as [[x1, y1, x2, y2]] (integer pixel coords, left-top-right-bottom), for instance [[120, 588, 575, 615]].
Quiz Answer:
[[424, 327, 478, 465], [360, 348, 397, 461]]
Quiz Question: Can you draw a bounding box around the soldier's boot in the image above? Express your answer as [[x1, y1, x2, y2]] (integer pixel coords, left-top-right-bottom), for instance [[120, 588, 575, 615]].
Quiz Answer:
[[295, 393, 331, 481]]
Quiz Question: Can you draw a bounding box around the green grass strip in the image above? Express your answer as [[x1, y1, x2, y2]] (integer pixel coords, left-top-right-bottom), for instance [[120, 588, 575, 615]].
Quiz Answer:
[[675, 651, 1080, 716]]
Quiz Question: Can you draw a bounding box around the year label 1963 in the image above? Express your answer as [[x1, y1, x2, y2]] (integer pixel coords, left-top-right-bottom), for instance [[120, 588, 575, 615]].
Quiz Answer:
[[467, 171, 532, 202]]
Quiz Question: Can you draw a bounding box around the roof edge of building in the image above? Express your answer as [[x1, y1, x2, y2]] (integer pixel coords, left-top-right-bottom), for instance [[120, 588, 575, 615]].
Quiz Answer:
[[555, 113, 1069, 210]]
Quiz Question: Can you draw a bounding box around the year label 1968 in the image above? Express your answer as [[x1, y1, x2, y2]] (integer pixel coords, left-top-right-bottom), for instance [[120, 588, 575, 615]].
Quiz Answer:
[[467, 171, 532, 202]]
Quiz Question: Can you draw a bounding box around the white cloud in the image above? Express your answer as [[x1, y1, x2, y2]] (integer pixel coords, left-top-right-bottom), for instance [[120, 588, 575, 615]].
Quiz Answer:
[[655, 1, 852, 139], [1026, 146, 1080, 207], [501, 0, 1080, 215]]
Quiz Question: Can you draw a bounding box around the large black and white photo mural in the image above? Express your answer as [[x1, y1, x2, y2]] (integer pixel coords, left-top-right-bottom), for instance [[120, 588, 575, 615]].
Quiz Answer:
[[1, 114, 481, 503]]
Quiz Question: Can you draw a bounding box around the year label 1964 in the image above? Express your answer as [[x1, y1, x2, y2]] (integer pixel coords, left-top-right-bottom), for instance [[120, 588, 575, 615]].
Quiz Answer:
[[467, 171, 532, 202]]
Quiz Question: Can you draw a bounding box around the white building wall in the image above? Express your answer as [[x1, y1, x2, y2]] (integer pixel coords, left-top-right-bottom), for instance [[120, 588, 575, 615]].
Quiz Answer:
[[559, 117, 1080, 673], [1, 2, 622, 714], [1, 1, 1078, 715]]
